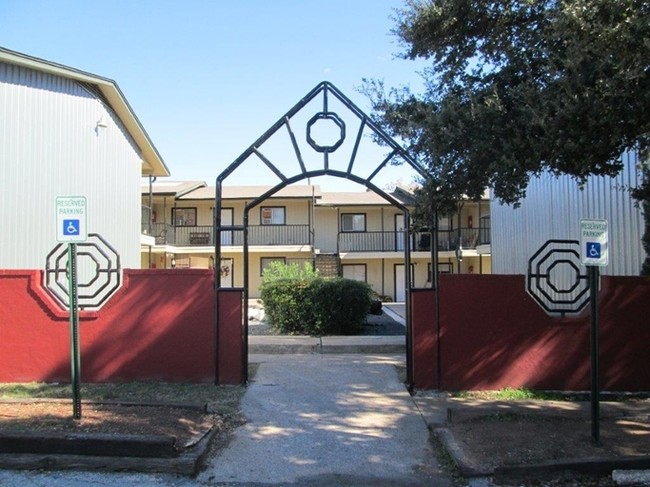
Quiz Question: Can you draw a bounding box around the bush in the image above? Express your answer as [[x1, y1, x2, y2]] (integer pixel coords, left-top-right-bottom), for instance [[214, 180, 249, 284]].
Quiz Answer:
[[260, 262, 317, 334], [369, 299, 383, 315], [260, 263, 371, 336], [261, 261, 319, 282], [307, 278, 372, 335]]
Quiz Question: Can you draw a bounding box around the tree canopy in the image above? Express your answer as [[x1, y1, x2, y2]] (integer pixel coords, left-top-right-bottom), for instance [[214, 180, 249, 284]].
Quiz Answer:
[[365, 0, 650, 211]]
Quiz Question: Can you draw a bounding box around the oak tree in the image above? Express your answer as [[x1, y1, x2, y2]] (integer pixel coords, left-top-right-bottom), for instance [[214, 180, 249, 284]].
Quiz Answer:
[[365, 0, 650, 271]]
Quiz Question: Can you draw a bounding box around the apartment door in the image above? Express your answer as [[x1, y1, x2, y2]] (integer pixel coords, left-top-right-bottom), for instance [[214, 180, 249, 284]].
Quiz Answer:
[[221, 208, 233, 245], [394, 263, 414, 302], [395, 213, 405, 251]]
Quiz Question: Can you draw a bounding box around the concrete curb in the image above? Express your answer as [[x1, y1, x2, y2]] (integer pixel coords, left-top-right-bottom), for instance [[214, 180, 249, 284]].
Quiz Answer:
[[248, 336, 321, 354], [382, 306, 406, 326], [434, 427, 492, 477], [248, 335, 405, 354], [434, 426, 650, 479], [0, 431, 177, 458], [321, 336, 405, 354], [431, 400, 650, 481], [612, 469, 650, 485], [0, 425, 217, 475]]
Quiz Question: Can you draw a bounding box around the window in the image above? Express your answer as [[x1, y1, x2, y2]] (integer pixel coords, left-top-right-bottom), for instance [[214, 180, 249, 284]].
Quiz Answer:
[[261, 207, 285, 225], [341, 213, 366, 232], [261, 257, 286, 276], [342, 264, 367, 282], [172, 208, 196, 226]]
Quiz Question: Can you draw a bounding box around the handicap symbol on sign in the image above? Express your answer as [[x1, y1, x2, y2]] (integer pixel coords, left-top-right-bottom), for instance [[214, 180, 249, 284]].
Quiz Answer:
[[63, 219, 80, 236], [587, 242, 601, 259]]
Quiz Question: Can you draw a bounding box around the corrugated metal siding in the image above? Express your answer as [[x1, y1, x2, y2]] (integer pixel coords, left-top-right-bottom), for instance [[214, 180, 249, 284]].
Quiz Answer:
[[491, 152, 644, 275], [0, 62, 143, 270]]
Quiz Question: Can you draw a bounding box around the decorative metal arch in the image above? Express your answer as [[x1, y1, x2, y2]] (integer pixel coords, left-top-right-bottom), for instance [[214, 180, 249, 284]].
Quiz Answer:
[[214, 81, 438, 387]]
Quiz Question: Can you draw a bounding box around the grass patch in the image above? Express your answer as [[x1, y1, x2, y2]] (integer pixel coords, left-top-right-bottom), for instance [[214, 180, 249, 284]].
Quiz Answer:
[[454, 388, 650, 402], [452, 387, 566, 401], [0, 363, 259, 419]]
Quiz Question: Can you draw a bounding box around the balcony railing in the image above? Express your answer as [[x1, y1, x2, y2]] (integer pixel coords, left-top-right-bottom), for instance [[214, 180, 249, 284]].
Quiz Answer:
[[248, 225, 311, 246], [478, 216, 491, 245], [151, 223, 175, 245], [339, 228, 488, 253], [149, 224, 311, 247], [141, 206, 153, 235]]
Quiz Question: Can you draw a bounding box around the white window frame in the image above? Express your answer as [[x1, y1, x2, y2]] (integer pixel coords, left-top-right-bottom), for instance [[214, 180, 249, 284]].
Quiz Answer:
[[341, 213, 366, 232], [342, 264, 367, 282], [261, 207, 286, 225]]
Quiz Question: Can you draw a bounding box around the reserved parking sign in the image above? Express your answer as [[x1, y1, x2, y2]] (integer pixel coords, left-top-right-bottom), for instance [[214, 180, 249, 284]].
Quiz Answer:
[[56, 196, 87, 242], [580, 219, 608, 267]]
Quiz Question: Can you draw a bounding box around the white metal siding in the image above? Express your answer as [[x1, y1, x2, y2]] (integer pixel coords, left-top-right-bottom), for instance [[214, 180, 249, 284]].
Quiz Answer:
[[491, 152, 644, 275], [0, 62, 143, 270]]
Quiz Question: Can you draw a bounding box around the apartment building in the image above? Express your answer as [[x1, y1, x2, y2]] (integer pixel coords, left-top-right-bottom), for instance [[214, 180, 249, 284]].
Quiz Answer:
[[142, 181, 491, 300], [1, 47, 169, 270]]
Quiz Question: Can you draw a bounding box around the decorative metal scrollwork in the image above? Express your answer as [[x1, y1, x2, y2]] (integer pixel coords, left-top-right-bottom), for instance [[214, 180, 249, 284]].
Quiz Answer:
[[306, 111, 346, 153], [44, 233, 121, 310], [526, 240, 590, 315]]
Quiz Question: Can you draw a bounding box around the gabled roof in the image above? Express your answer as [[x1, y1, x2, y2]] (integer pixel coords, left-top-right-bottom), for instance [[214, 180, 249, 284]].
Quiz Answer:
[[316, 189, 415, 207], [392, 184, 491, 202], [0, 46, 170, 177], [178, 185, 322, 200], [142, 180, 206, 197]]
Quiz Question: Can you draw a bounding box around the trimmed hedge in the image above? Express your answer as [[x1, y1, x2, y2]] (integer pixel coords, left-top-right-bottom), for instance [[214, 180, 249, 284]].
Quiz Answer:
[[260, 264, 371, 336]]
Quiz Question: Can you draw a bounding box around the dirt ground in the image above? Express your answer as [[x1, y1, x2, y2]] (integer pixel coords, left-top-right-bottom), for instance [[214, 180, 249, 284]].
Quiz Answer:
[[446, 411, 650, 471], [0, 401, 219, 450], [2, 398, 647, 486]]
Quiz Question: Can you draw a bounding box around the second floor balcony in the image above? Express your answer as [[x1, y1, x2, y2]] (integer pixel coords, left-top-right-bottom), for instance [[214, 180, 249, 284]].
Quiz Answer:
[[147, 223, 312, 247], [339, 227, 490, 253]]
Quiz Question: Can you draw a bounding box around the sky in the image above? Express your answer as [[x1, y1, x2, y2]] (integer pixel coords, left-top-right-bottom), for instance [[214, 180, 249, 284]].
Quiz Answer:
[[0, 0, 428, 190]]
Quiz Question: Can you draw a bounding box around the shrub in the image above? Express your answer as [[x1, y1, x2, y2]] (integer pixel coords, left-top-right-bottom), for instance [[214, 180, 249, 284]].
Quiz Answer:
[[369, 299, 383, 315], [307, 278, 372, 335], [260, 278, 312, 334], [260, 262, 318, 334], [261, 261, 319, 282], [260, 263, 371, 336]]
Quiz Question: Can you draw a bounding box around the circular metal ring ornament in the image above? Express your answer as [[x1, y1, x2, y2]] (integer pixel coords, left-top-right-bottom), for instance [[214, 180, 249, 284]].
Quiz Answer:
[[45, 233, 121, 310], [526, 240, 589, 315], [306, 111, 346, 153]]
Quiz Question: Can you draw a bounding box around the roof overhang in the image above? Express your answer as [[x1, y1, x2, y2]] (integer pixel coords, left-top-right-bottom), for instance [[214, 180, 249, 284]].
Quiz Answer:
[[0, 47, 170, 177]]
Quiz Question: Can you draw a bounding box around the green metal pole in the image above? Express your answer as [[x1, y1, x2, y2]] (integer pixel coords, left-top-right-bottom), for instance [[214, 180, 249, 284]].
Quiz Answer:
[[589, 265, 600, 446], [68, 243, 82, 419]]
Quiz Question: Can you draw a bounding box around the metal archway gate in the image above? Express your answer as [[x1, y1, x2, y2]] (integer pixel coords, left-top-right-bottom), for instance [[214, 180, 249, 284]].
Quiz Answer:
[[213, 82, 438, 388]]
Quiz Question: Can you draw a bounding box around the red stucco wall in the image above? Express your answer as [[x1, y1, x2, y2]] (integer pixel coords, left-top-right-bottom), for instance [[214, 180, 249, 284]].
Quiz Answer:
[[1, 270, 647, 391], [413, 274, 650, 391], [0, 269, 216, 383]]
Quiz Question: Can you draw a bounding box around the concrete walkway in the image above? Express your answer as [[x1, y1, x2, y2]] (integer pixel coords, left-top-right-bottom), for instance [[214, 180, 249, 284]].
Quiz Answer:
[[199, 353, 452, 486], [0, 352, 452, 487]]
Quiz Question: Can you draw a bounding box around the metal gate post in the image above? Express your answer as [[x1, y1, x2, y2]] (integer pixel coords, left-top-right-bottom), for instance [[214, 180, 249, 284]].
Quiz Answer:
[[216, 288, 245, 385]]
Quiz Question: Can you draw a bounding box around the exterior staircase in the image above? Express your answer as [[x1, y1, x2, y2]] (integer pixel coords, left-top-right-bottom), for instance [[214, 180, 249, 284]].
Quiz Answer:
[[314, 253, 340, 278]]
